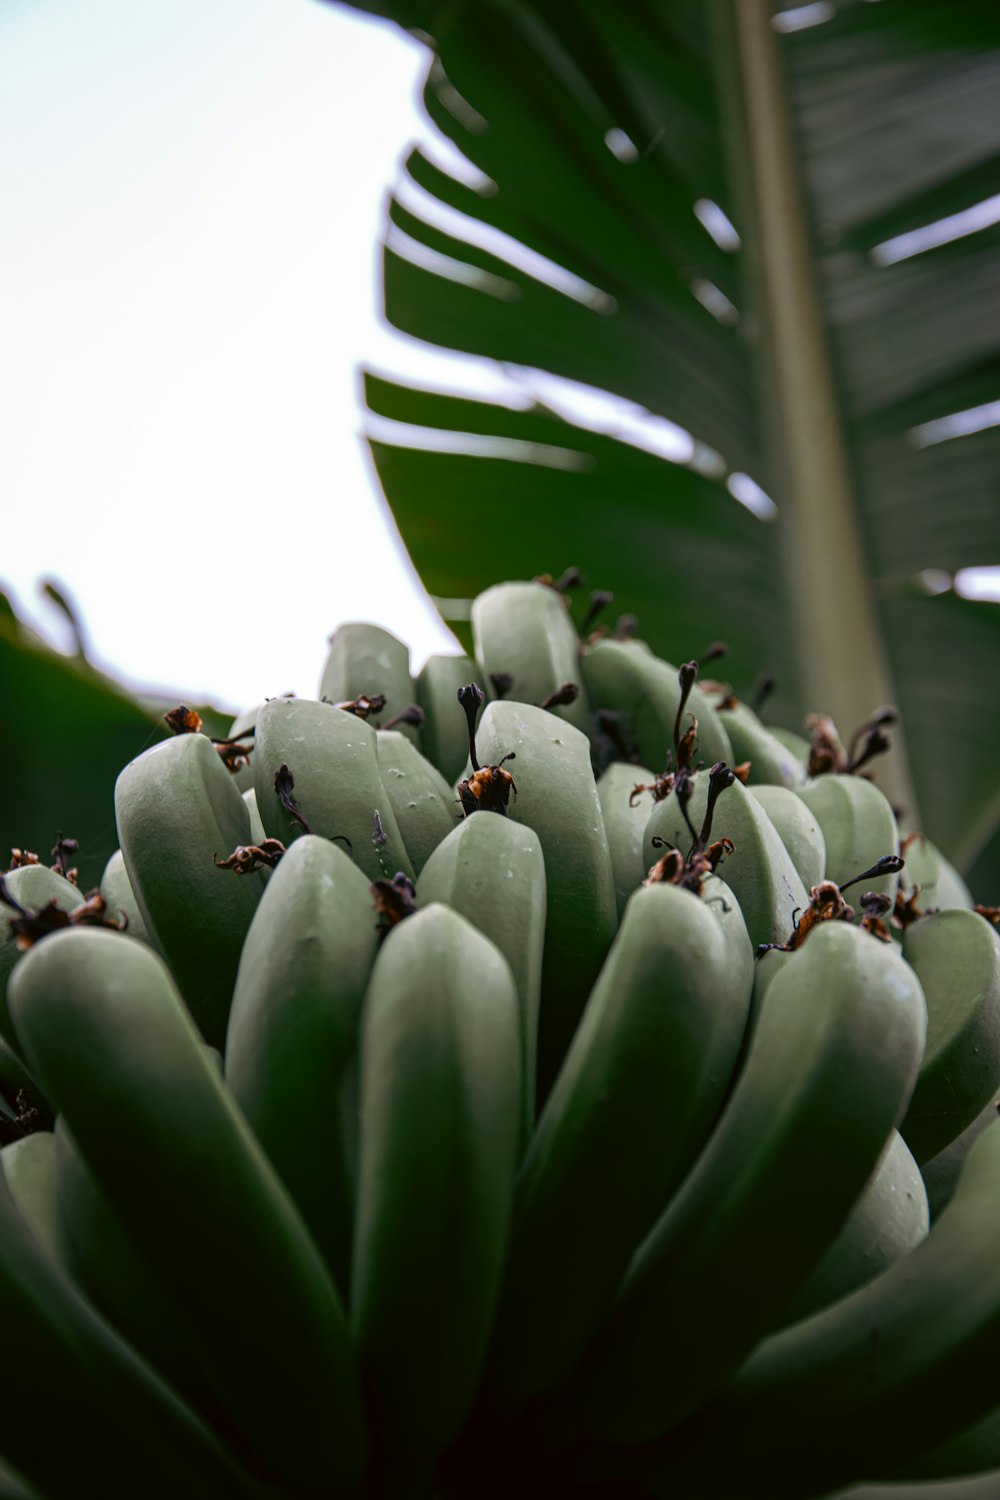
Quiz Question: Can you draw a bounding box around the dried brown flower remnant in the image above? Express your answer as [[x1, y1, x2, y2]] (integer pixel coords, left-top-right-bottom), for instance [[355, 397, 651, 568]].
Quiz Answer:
[[49, 837, 80, 886], [489, 672, 514, 700], [539, 682, 580, 711], [758, 855, 905, 956], [806, 708, 898, 779], [975, 904, 1000, 927], [8, 850, 41, 870], [164, 705, 204, 736], [859, 891, 894, 944], [534, 567, 582, 596], [0, 877, 126, 950], [371, 872, 418, 940], [328, 693, 387, 721], [214, 840, 287, 876], [274, 764, 315, 836], [456, 683, 517, 817], [382, 705, 426, 731]]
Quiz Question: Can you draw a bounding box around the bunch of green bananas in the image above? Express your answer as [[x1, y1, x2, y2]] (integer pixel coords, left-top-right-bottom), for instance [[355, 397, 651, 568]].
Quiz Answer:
[[1, 575, 1000, 1500]]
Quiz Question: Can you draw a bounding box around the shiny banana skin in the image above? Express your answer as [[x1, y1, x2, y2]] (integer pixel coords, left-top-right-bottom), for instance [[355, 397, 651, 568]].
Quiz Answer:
[[225, 835, 379, 1294], [319, 621, 420, 744], [9, 927, 367, 1497], [99, 847, 152, 944], [0, 864, 81, 1053], [115, 731, 264, 1048], [0, 1161, 268, 1500], [253, 695, 413, 885], [470, 580, 590, 736], [551, 921, 927, 1448], [351, 904, 521, 1462], [472, 699, 618, 1104], [579, 636, 733, 770], [596, 761, 656, 919], [622, 1120, 1000, 1500], [780, 1130, 929, 1325], [376, 727, 462, 874], [899, 909, 1000, 1163], [717, 702, 807, 788], [796, 772, 901, 906], [417, 652, 479, 783], [749, 784, 826, 892], [415, 814, 546, 1157], [485, 876, 753, 1404], [644, 771, 808, 952]]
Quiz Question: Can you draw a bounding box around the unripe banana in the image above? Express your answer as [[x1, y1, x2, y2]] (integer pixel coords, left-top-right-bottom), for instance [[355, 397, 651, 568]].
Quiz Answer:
[[238, 788, 273, 886], [416, 652, 477, 781], [768, 723, 811, 767], [749, 784, 826, 892], [471, 580, 590, 735], [253, 695, 413, 884], [796, 772, 901, 906], [780, 1130, 928, 1325], [99, 848, 151, 944], [898, 910, 1000, 1163], [9, 928, 366, 1496], [638, 1120, 1000, 1500], [901, 834, 973, 911], [485, 876, 752, 1403], [320, 621, 419, 744], [415, 814, 546, 1156], [471, 699, 617, 1103], [921, 1096, 1000, 1221], [580, 637, 732, 770], [376, 727, 461, 874], [0, 865, 80, 1053], [115, 732, 264, 1048], [0, 1165, 267, 1500], [644, 771, 808, 951], [596, 761, 656, 919], [223, 703, 260, 793], [716, 701, 807, 788], [552, 921, 927, 1447], [225, 835, 379, 1294], [351, 904, 521, 1462], [0, 1131, 59, 1264]]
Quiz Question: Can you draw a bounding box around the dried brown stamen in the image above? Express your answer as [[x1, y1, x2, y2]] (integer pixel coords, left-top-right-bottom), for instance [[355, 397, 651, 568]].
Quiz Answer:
[[382, 705, 425, 731], [456, 683, 517, 816], [489, 672, 514, 700], [274, 764, 315, 836], [164, 704, 204, 736], [539, 682, 580, 711], [371, 872, 418, 939], [214, 840, 287, 875]]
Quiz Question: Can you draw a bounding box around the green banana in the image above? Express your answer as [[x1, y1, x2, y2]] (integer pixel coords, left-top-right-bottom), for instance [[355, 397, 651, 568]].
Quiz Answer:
[[485, 875, 753, 1403], [99, 848, 151, 944], [596, 761, 656, 919], [0, 1131, 60, 1264], [351, 903, 521, 1462], [376, 727, 462, 874], [225, 834, 379, 1294], [319, 621, 419, 744], [253, 695, 413, 884], [115, 731, 264, 1047], [716, 701, 807, 788], [796, 772, 901, 906], [630, 1119, 1000, 1500], [415, 813, 546, 1157], [225, 703, 261, 793], [471, 698, 618, 1103], [470, 580, 590, 735], [749, 784, 826, 892], [898, 910, 1000, 1163], [417, 652, 479, 782], [780, 1129, 929, 1325], [580, 636, 733, 771], [644, 770, 808, 951], [551, 920, 927, 1448], [921, 1095, 1000, 1221], [0, 1163, 268, 1500], [0, 864, 81, 1053], [901, 834, 973, 912], [768, 723, 812, 767], [9, 927, 367, 1496]]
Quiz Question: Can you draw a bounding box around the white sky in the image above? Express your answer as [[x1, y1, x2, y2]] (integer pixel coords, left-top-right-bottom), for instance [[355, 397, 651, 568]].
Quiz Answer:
[[1, 0, 517, 711]]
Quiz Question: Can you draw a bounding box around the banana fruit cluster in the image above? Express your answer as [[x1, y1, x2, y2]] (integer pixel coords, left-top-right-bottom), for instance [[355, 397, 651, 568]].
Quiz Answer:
[[1, 580, 1000, 1500]]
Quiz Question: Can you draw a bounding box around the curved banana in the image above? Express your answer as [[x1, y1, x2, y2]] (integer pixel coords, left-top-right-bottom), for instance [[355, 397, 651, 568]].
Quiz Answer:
[[901, 834, 973, 912], [416, 652, 477, 782], [796, 772, 901, 906], [552, 920, 927, 1448], [749, 785, 826, 892], [780, 1129, 929, 1325], [472, 699, 618, 1104], [99, 849, 151, 945], [0, 1131, 59, 1264], [580, 637, 732, 771], [351, 903, 521, 1464], [225, 834, 379, 1294], [485, 875, 752, 1403], [644, 770, 808, 952], [768, 723, 812, 767], [319, 621, 419, 744], [115, 732, 264, 1047], [716, 702, 807, 788], [9, 927, 367, 1497], [921, 1095, 1000, 1221], [0, 865, 81, 1053], [415, 814, 546, 1157], [253, 695, 413, 884], [899, 909, 1000, 1163], [470, 580, 590, 735], [596, 761, 656, 919], [376, 728, 462, 875]]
